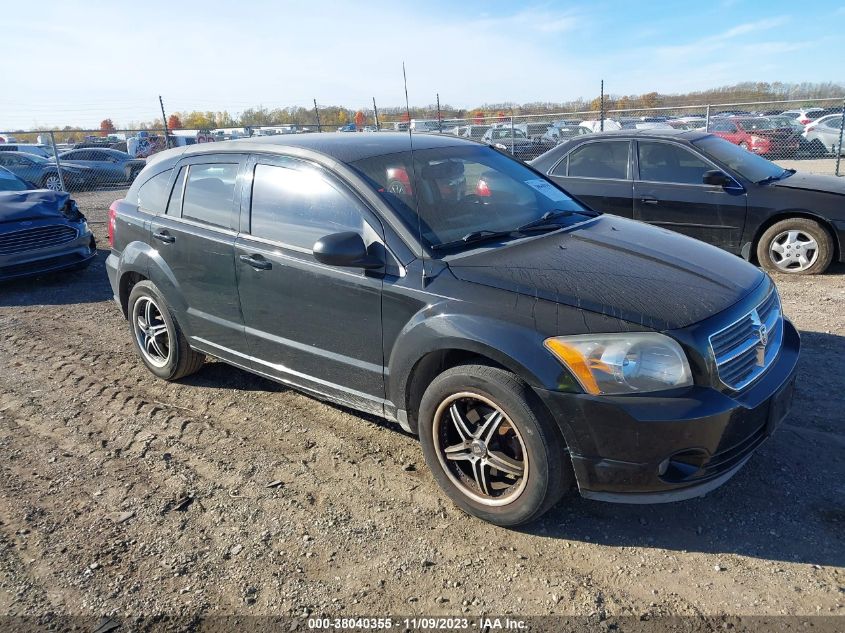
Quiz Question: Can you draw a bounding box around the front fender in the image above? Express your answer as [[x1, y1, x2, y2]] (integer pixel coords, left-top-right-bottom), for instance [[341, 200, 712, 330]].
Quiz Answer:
[[387, 307, 581, 412]]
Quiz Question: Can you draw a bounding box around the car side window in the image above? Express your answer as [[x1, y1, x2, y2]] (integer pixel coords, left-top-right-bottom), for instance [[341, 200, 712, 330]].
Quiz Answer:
[[181, 163, 239, 229], [166, 166, 187, 216], [137, 169, 173, 214], [250, 162, 365, 250], [637, 142, 712, 185], [823, 118, 841, 129], [566, 141, 629, 179]]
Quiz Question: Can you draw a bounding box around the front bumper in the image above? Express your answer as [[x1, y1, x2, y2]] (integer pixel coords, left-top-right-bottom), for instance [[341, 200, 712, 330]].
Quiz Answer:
[[0, 225, 96, 281], [536, 318, 800, 503]]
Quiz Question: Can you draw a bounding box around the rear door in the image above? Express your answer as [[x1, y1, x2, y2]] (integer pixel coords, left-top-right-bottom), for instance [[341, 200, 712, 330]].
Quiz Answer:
[[147, 154, 249, 360], [633, 140, 747, 252], [234, 154, 386, 412], [545, 139, 634, 217]]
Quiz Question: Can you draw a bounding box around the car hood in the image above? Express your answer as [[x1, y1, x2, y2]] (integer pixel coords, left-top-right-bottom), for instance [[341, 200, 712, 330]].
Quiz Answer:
[[772, 172, 845, 195], [0, 190, 76, 223], [446, 215, 765, 331]]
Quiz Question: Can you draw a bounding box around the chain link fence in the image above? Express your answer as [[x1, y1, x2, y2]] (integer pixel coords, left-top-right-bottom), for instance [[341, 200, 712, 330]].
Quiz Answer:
[[1, 97, 842, 196]]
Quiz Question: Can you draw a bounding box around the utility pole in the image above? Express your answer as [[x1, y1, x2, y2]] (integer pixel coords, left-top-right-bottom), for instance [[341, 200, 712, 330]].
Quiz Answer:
[[599, 80, 604, 132], [373, 97, 380, 131], [159, 95, 170, 148], [314, 99, 322, 133], [436, 93, 442, 133]]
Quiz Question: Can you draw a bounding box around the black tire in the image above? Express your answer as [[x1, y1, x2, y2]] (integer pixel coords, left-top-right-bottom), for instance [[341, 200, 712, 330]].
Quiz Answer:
[[756, 217, 833, 275], [127, 280, 204, 380], [418, 363, 573, 526]]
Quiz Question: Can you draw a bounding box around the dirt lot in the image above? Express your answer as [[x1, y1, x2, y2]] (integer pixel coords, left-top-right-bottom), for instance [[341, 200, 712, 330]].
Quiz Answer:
[[0, 189, 843, 628]]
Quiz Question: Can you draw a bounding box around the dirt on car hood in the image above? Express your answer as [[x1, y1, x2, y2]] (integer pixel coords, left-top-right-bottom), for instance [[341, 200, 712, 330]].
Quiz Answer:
[[446, 215, 765, 331]]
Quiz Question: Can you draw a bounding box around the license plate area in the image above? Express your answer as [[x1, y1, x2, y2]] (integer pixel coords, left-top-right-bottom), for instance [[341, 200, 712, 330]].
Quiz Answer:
[[767, 376, 795, 434]]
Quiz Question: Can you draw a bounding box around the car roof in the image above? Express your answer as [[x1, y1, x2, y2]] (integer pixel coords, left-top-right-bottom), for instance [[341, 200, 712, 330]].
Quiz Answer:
[[567, 129, 709, 141], [179, 132, 472, 164]]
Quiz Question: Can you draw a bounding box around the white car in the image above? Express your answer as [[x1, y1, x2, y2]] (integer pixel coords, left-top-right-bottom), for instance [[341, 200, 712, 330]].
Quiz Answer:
[[781, 108, 825, 125], [803, 114, 844, 155]]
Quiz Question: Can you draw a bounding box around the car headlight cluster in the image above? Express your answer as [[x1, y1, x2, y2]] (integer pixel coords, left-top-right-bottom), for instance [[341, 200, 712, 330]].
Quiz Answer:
[[544, 333, 693, 395]]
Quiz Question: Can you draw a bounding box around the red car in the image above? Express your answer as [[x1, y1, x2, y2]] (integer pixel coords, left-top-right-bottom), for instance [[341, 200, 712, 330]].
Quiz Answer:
[[708, 117, 799, 157]]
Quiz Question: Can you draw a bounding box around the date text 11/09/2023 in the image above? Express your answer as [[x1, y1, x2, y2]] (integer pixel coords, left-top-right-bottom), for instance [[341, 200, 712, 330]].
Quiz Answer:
[[307, 617, 527, 630]]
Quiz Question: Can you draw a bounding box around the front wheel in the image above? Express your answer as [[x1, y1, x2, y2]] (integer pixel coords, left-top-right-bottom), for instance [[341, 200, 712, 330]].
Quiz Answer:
[[418, 364, 572, 526], [756, 218, 833, 275], [127, 280, 205, 380]]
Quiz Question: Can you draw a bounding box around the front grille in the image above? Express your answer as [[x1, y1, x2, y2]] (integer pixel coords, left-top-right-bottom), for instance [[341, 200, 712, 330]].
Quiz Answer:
[[0, 225, 78, 255], [709, 287, 782, 391]]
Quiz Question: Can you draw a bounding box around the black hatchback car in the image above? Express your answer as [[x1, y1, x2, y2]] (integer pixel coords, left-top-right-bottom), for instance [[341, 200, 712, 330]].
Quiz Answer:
[[530, 130, 845, 275], [107, 134, 799, 526]]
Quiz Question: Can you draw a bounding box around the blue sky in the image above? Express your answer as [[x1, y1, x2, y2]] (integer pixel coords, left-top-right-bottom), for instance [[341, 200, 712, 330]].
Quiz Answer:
[[1, 0, 844, 129]]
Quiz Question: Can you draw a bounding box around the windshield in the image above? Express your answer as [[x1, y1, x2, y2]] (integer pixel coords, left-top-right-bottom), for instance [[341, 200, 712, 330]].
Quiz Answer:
[[351, 145, 589, 249], [693, 135, 785, 182], [737, 118, 781, 130], [21, 153, 48, 163]]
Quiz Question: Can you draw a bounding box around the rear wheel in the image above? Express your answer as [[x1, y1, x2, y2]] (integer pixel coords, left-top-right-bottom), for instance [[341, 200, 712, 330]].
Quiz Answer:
[[418, 364, 572, 526], [756, 217, 833, 275], [127, 280, 205, 380]]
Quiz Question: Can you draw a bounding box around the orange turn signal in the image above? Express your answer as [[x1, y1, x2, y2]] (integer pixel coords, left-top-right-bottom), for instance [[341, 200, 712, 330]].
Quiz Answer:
[[543, 338, 602, 395]]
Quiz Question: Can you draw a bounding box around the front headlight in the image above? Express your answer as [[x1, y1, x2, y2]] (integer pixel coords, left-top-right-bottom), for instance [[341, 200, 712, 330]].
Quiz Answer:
[[544, 333, 693, 395]]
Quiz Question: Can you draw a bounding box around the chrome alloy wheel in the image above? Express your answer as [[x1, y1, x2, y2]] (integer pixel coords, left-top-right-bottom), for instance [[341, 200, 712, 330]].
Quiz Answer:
[[769, 230, 819, 272], [432, 392, 528, 506], [132, 296, 172, 368], [44, 175, 63, 191]]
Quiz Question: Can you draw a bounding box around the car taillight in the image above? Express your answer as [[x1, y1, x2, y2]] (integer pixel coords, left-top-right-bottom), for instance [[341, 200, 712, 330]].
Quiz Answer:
[[799, 118, 810, 125], [108, 204, 117, 247], [476, 179, 491, 197]]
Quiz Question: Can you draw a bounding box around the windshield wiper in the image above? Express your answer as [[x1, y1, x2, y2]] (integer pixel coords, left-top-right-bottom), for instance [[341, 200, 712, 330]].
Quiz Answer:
[[757, 168, 794, 185], [516, 209, 595, 232], [430, 229, 515, 251]]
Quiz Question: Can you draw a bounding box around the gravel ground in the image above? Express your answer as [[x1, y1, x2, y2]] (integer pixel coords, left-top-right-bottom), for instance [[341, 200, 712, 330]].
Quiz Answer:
[[0, 188, 843, 629]]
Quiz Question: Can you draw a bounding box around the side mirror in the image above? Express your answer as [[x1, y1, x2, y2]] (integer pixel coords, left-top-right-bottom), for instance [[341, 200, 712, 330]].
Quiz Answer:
[[313, 232, 382, 269], [702, 170, 732, 186]]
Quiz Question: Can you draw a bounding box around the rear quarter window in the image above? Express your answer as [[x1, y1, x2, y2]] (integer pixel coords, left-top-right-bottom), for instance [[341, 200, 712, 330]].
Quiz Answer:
[[137, 169, 173, 214]]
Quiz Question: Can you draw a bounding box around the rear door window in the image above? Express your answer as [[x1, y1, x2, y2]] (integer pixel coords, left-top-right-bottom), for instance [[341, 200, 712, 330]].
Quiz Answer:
[[181, 163, 239, 229], [566, 141, 630, 179]]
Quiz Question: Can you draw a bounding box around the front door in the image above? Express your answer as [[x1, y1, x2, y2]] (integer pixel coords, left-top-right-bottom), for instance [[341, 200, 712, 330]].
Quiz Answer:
[[234, 155, 386, 413], [633, 140, 747, 253], [147, 155, 249, 359]]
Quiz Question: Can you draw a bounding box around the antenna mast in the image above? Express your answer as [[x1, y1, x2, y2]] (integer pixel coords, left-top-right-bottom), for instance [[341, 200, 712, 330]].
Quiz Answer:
[[402, 62, 426, 283]]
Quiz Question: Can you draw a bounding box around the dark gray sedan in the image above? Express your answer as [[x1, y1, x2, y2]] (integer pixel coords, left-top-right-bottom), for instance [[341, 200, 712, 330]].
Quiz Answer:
[[0, 151, 90, 191], [58, 148, 146, 186]]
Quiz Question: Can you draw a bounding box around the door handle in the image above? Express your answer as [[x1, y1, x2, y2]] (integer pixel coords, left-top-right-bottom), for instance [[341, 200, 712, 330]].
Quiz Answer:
[[639, 196, 659, 205], [239, 254, 272, 270], [153, 231, 175, 243]]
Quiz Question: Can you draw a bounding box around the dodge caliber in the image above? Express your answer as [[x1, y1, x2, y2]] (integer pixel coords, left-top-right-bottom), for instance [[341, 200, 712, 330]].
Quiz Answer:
[[106, 134, 799, 526]]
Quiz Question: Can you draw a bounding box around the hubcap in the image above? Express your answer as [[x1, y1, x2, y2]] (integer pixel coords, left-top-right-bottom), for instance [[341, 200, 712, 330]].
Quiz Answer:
[[769, 230, 819, 272], [132, 296, 171, 368], [432, 392, 528, 507], [45, 176, 62, 191]]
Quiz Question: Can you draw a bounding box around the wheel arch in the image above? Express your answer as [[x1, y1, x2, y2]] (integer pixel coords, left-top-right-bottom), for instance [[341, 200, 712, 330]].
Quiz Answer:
[[750, 210, 840, 264]]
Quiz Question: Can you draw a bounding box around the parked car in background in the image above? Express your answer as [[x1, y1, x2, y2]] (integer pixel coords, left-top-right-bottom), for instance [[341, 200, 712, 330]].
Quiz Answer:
[[514, 122, 556, 139], [0, 166, 31, 191], [708, 117, 799, 157], [619, 119, 673, 130], [58, 148, 146, 185], [0, 151, 89, 191], [0, 189, 96, 281], [337, 123, 358, 132], [457, 124, 491, 140], [482, 127, 556, 161], [107, 133, 798, 525], [0, 144, 54, 159], [530, 129, 845, 274], [781, 107, 825, 125], [668, 118, 706, 130], [542, 123, 591, 144], [803, 114, 845, 155]]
